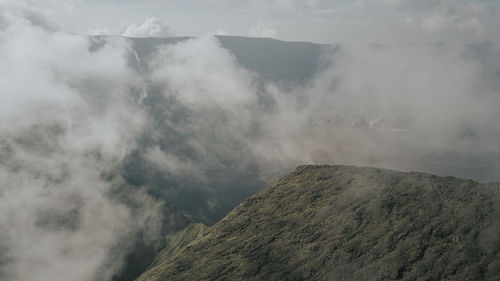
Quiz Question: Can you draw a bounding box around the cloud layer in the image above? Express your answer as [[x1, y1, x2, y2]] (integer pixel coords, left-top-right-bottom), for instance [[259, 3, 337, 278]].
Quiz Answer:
[[122, 17, 172, 38], [12, 0, 499, 43]]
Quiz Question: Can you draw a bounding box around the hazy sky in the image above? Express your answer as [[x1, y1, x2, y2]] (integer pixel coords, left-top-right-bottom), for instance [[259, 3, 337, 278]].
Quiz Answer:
[[7, 0, 500, 43]]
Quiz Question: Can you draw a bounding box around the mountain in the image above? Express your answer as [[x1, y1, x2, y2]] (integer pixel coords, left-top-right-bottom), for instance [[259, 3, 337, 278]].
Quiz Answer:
[[128, 35, 328, 84], [135, 165, 500, 281]]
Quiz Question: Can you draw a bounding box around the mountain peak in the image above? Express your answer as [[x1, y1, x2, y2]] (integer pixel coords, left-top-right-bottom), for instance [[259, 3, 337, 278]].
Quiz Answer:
[[136, 165, 500, 281]]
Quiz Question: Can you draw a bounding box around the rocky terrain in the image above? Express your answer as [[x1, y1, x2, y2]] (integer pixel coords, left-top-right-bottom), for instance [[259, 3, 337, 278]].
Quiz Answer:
[[135, 165, 500, 281]]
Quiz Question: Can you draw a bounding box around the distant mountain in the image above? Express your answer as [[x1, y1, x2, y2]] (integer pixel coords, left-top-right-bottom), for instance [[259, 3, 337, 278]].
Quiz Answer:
[[135, 165, 500, 281], [128, 35, 328, 84]]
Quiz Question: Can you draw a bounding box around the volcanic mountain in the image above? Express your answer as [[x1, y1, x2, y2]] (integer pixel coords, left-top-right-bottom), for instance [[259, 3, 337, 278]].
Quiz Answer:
[[135, 165, 500, 281]]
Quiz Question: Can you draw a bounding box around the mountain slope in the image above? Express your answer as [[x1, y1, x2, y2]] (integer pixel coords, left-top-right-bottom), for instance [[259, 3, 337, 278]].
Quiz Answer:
[[145, 223, 208, 271], [136, 165, 500, 281]]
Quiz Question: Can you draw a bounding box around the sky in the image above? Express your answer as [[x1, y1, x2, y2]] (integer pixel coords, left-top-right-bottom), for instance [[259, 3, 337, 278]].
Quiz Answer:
[[5, 0, 500, 43]]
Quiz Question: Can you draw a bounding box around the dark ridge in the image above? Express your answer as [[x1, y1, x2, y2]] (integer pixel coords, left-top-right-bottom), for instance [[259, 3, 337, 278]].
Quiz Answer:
[[215, 35, 326, 84]]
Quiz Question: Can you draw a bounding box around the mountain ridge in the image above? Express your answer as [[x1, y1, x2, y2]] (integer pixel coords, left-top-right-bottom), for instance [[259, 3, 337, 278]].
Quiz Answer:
[[135, 165, 500, 281]]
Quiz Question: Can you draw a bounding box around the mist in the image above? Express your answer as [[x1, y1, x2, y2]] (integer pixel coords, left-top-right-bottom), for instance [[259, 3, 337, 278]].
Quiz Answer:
[[120, 35, 500, 222], [251, 42, 500, 180], [1, 1, 500, 281], [134, 37, 500, 191], [0, 6, 163, 281]]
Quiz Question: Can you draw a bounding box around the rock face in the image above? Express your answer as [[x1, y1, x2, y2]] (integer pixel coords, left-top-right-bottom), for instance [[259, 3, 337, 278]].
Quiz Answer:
[[136, 165, 500, 281]]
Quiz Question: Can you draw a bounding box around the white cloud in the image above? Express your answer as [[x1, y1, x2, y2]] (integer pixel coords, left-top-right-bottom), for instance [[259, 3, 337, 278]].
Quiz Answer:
[[248, 21, 277, 38], [0, 6, 161, 281], [380, 0, 495, 41], [5, 0, 498, 44], [145, 146, 206, 179], [86, 25, 112, 36], [404, 16, 415, 24], [249, 42, 500, 179], [421, 14, 453, 32], [141, 31, 500, 181], [150, 35, 257, 108], [122, 17, 171, 38]]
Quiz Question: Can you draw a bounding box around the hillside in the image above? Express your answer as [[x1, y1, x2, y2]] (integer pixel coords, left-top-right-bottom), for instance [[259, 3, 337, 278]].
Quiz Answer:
[[136, 165, 500, 281]]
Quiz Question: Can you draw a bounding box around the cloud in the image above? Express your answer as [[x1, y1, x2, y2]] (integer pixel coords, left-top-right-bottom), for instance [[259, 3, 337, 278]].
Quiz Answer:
[[87, 16, 173, 38], [0, 6, 162, 281], [89, 16, 173, 38], [250, 0, 329, 15], [382, 0, 496, 42], [122, 17, 172, 38], [257, 43, 500, 179], [143, 36, 500, 182], [248, 21, 277, 38], [144, 146, 206, 180], [7, 0, 497, 44], [87, 25, 112, 36], [420, 2, 486, 35], [146, 36, 259, 175], [150, 35, 257, 108]]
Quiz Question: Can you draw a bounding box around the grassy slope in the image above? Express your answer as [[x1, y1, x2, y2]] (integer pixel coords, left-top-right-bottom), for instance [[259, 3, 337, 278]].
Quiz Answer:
[[136, 165, 500, 281], [136, 223, 208, 281]]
